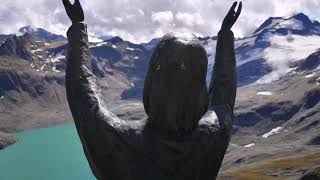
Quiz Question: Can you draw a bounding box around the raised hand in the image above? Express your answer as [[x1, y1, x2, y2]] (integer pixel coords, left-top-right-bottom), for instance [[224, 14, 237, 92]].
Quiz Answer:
[[221, 1, 242, 31], [62, 0, 84, 23]]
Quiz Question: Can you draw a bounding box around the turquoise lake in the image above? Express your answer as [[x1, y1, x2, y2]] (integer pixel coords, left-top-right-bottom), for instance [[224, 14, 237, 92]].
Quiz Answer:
[[0, 124, 235, 180], [0, 124, 95, 180]]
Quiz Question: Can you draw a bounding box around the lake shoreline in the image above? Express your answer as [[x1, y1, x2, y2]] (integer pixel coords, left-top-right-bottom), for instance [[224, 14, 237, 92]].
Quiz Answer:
[[0, 131, 17, 149]]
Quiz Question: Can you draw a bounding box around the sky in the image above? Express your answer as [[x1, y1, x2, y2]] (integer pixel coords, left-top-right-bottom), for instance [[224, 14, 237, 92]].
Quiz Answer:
[[0, 0, 319, 43]]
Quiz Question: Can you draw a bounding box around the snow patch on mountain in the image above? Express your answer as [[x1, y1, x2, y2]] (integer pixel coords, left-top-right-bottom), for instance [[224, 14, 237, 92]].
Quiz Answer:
[[256, 91, 272, 96], [317, 77, 320, 85], [52, 66, 61, 73], [126, 47, 135, 51], [243, 143, 255, 148], [305, 72, 316, 78], [40, 64, 46, 71], [262, 127, 283, 138], [31, 49, 43, 54], [95, 42, 108, 47], [47, 53, 65, 63]]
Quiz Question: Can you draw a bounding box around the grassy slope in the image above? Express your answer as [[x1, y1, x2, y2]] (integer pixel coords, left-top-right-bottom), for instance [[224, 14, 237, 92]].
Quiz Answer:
[[218, 152, 320, 180]]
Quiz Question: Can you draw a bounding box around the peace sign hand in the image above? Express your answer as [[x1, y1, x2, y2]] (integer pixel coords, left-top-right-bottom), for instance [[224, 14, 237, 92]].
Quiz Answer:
[[62, 0, 84, 23], [221, 1, 242, 31]]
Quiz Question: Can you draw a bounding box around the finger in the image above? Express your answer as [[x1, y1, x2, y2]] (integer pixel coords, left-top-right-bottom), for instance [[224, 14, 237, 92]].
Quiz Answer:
[[62, 0, 71, 8], [235, 1, 242, 18], [228, 2, 237, 15]]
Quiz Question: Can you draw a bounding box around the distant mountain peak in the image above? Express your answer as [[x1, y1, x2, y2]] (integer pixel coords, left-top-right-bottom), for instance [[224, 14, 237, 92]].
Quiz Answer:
[[290, 13, 310, 21], [106, 36, 123, 44], [18, 25, 37, 34], [98, 35, 113, 41], [254, 17, 283, 34], [253, 13, 319, 36], [17, 25, 66, 41]]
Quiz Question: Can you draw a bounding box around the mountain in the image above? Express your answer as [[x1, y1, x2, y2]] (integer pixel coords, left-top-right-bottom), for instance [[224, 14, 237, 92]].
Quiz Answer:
[[0, 13, 320, 178], [253, 13, 320, 35], [0, 13, 319, 130], [0, 30, 153, 131], [202, 13, 320, 87], [18, 26, 66, 41], [0, 26, 66, 42], [141, 38, 160, 50]]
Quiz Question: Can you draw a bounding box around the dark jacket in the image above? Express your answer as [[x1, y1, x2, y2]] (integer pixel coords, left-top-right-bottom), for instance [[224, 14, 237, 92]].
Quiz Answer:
[[65, 22, 236, 180]]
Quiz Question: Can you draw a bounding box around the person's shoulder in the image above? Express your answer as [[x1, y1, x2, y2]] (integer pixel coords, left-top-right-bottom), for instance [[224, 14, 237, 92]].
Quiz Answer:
[[99, 116, 147, 149], [198, 104, 233, 134], [105, 116, 147, 134]]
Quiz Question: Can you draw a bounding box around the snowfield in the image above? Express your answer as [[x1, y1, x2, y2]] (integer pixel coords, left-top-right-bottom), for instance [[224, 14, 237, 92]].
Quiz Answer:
[[204, 29, 320, 86], [258, 34, 320, 84]]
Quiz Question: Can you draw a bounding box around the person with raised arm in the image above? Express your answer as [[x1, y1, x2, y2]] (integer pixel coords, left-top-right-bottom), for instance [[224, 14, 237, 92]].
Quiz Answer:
[[63, 0, 241, 179]]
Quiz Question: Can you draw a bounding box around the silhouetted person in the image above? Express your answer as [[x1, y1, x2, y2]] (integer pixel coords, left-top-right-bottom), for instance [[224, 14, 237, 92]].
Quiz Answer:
[[63, 0, 241, 179]]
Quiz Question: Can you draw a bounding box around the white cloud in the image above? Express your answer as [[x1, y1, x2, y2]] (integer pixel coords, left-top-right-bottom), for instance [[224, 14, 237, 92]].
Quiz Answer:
[[176, 12, 205, 26], [0, 0, 319, 43], [151, 11, 174, 25]]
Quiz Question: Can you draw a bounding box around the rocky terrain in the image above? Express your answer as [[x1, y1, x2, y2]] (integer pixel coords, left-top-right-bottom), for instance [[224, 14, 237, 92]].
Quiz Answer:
[[0, 29, 152, 132], [0, 131, 17, 149], [0, 13, 319, 179]]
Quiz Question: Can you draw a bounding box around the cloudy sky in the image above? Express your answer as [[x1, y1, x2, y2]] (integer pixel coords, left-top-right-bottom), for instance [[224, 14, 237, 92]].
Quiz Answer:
[[0, 0, 319, 43]]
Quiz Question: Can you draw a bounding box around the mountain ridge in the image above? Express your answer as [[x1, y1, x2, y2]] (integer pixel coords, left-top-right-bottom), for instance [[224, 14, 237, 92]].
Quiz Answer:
[[0, 12, 319, 134]]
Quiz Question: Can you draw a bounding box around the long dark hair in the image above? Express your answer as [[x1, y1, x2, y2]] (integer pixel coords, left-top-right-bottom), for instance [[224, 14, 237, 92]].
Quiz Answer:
[[143, 33, 209, 134]]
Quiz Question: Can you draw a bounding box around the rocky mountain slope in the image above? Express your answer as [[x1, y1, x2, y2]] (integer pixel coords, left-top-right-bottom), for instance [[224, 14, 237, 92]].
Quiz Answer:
[[0, 32, 153, 131]]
